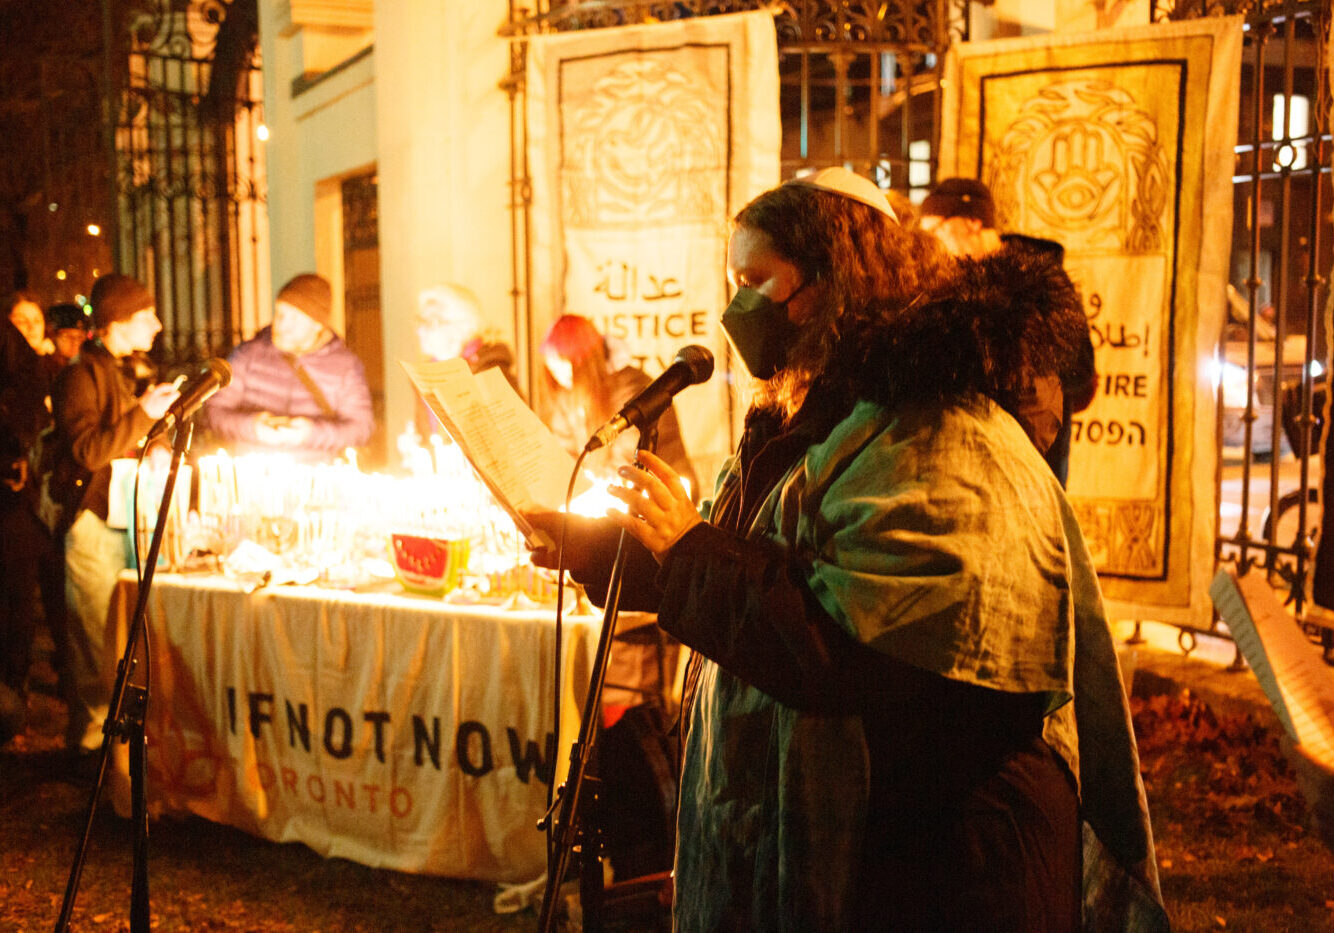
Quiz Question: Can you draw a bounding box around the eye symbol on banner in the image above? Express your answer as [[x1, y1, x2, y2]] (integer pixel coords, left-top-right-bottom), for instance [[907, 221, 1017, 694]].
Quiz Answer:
[[993, 78, 1169, 253], [1032, 124, 1121, 225]]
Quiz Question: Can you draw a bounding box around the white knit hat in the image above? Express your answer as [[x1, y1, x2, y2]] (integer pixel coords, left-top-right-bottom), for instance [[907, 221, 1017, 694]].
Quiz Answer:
[[785, 167, 899, 224]]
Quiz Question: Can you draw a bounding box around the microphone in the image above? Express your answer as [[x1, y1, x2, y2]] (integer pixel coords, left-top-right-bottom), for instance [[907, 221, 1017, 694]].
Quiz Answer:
[[585, 345, 714, 452], [145, 358, 232, 443]]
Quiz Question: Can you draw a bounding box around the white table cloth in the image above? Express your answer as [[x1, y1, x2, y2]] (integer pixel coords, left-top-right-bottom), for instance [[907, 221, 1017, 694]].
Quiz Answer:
[[106, 572, 600, 882]]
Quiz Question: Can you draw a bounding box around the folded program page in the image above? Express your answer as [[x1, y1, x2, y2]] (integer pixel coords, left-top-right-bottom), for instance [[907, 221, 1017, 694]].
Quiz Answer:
[[401, 358, 591, 549]]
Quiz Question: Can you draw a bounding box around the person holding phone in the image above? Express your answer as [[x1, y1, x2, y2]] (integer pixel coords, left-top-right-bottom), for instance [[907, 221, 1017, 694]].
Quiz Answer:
[[49, 274, 179, 752]]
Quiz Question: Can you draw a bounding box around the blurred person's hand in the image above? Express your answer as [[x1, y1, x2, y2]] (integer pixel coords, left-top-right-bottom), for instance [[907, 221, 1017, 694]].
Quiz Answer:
[[2, 458, 27, 492], [254, 412, 314, 448], [138, 382, 180, 421], [283, 416, 314, 445], [254, 411, 287, 446]]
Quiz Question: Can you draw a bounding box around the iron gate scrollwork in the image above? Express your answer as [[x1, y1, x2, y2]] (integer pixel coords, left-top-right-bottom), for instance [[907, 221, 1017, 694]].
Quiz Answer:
[[113, 0, 266, 368]]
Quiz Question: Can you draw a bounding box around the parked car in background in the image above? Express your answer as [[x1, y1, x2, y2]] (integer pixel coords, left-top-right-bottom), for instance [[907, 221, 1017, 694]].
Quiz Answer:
[[1218, 334, 1319, 460]]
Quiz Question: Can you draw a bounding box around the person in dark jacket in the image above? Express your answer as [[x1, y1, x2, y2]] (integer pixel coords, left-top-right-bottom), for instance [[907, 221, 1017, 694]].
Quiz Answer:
[[918, 177, 1098, 486], [529, 168, 1165, 931], [52, 274, 179, 751], [204, 274, 374, 459], [0, 307, 50, 744]]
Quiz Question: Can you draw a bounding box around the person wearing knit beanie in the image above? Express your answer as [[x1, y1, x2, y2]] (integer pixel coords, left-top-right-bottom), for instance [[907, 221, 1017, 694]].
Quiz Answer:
[[271, 273, 336, 357], [203, 272, 373, 458], [50, 274, 179, 752], [89, 274, 155, 331], [46, 303, 93, 366]]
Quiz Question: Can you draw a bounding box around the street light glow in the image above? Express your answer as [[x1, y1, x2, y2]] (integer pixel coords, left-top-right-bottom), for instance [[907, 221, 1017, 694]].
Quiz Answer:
[[256, 123, 270, 141], [87, 223, 101, 236], [56, 269, 67, 281]]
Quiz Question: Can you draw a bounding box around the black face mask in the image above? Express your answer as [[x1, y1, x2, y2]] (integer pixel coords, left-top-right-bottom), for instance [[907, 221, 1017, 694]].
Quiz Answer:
[[720, 281, 807, 380]]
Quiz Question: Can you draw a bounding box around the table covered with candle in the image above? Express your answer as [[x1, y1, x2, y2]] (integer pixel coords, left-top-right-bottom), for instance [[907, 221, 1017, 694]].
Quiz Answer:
[[98, 444, 648, 882]]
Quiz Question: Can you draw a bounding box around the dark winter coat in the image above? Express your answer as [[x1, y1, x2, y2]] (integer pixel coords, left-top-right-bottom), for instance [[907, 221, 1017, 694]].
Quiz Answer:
[[49, 340, 156, 524], [0, 319, 48, 466], [575, 248, 1162, 932]]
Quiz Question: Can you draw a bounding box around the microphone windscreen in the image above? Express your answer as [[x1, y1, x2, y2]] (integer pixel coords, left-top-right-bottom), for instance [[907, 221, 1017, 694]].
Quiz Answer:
[[674, 345, 714, 384]]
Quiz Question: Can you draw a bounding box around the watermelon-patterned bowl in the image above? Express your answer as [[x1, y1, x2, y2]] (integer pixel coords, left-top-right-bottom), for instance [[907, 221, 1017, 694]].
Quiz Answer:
[[388, 534, 470, 596]]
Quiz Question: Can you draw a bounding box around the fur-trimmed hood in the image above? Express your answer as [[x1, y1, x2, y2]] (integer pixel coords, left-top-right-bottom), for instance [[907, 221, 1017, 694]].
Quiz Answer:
[[847, 238, 1088, 415]]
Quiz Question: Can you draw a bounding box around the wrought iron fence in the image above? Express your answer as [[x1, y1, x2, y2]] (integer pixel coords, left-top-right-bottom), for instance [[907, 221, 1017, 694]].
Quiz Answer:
[[113, 0, 266, 368], [1152, 0, 1333, 655], [504, 0, 1333, 655]]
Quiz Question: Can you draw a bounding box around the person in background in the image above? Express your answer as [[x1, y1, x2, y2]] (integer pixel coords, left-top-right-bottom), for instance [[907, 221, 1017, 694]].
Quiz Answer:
[[50, 274, 179, 751], [204, 273, 374, 460], [0, 307, 49, 744], [918, 177, 1097, 486], [884, 188, 917, 229], [406, 283, 519, 446], [537, 313, 697, 495], [1, 295, 89, 750], [46, 302, 94, 369], [8, 291, 52, 357], [529, 168, 1164, 930], [416, 283, 518, 385]]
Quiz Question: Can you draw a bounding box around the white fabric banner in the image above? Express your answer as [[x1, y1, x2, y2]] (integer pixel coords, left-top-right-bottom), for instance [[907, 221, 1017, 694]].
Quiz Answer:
[[527, 11, 781, 481], [940, 18, 1243, 628], [108, 575, 599, 882]]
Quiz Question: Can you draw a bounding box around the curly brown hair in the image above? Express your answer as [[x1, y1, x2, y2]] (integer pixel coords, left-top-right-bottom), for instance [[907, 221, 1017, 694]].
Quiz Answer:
[[733, 184, 952, 417]]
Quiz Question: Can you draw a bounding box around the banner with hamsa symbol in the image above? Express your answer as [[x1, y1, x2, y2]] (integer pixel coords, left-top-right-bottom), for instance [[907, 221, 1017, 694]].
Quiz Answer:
[[940, 17, 1242, 627], [527, 11, 781, 484]]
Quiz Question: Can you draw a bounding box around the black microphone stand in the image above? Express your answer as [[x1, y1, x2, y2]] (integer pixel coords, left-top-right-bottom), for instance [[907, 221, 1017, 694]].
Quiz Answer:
[[537, 426, 659, 933], [54, 418, 195, 933]]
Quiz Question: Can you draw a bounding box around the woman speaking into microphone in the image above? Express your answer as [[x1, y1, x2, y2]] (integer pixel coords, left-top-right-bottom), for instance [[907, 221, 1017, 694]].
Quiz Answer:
[[528, 168, 1165, 932]]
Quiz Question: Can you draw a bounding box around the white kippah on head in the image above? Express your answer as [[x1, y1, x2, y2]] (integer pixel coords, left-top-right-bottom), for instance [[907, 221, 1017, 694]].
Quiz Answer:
[[784, 167, 899, 224]]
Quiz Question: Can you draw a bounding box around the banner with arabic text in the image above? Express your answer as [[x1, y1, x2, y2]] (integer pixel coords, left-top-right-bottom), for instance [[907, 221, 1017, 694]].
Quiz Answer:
[[940, 18, 1242, 627], [527, 11, 781, 481]]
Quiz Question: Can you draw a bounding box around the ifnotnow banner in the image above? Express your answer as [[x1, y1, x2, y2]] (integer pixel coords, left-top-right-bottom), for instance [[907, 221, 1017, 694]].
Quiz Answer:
[[940, 18, 1243, 628], [108, 576, 596, 882], [526, 11, 781, 479]]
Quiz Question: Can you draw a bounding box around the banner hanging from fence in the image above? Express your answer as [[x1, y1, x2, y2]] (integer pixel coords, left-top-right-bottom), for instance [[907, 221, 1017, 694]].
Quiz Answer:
[[940, 17, 1243, 627], [526, 11, 781, 480]]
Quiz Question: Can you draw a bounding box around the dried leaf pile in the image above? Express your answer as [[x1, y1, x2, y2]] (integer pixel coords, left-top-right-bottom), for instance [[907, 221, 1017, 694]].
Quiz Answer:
[[1132, 688, 1334, 931]]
